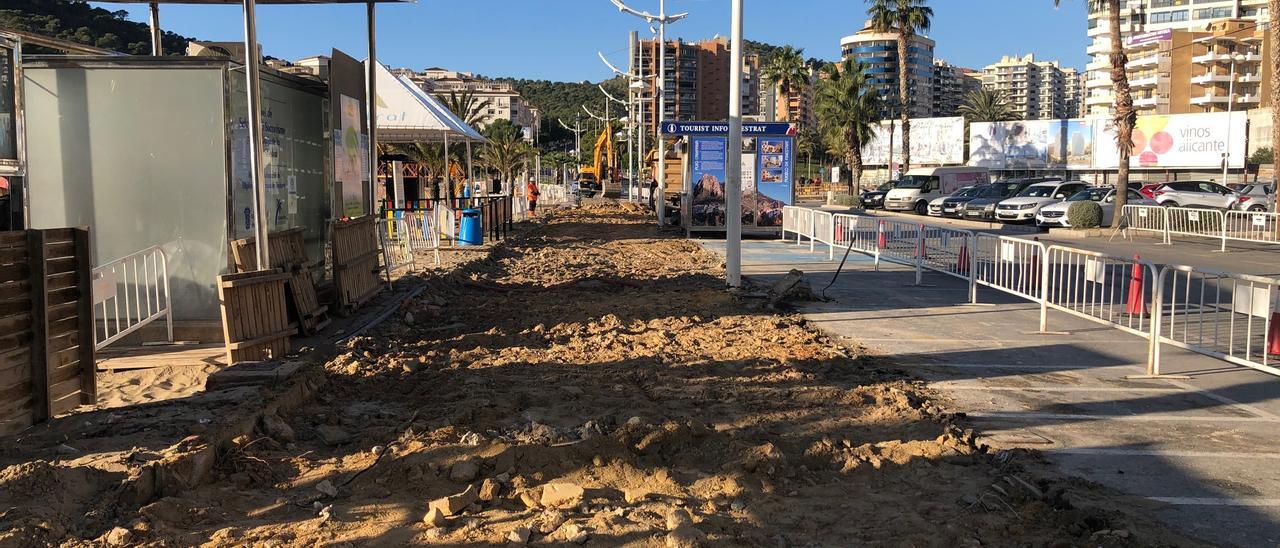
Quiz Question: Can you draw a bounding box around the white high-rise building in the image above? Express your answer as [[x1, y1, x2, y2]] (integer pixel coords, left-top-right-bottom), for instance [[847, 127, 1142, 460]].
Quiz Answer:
[[1084, 0, 1269, 116], [982, 54, 1082, 120]]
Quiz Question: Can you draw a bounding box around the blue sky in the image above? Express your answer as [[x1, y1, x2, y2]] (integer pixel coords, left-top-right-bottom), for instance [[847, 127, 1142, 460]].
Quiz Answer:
[[93, 0, 1090, 82]]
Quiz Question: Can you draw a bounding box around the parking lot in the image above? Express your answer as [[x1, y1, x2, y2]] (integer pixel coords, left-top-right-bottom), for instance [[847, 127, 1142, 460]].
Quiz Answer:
[[700, 237, 1280, 546]]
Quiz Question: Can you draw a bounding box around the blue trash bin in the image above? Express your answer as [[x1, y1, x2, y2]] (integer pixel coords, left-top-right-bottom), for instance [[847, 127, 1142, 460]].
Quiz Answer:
[[457, 208, 483, 246]]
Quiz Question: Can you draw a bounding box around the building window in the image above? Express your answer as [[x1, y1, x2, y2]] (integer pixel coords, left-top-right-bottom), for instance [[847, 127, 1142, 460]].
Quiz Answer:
[[1149, 0, 1187, 8], [1194, 7, 1232, 19], [1149, 10, 1188, 23]]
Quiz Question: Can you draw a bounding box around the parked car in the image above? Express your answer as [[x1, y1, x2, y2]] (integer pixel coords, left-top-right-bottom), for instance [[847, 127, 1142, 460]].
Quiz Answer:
[[963, 178, 1058, 221], [1151, 180, 1239, 210], [860, 180, 899, 209], [1235, 184, 1275, 212], [884, 166, 990, 215], [928, 185, 981, 217], [930, 184, 990, 218], [1036, 187, 1156, 228], [994, 180, 1090, 224]]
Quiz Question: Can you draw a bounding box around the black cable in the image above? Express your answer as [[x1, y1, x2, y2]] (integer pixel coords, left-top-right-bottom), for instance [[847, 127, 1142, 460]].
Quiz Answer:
[[820, 241, 858, 301]]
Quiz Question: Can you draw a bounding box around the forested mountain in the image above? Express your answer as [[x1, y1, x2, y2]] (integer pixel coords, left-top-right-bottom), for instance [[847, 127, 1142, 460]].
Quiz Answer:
[[1, 0, 195, 55], [502, 77, 630, 150]]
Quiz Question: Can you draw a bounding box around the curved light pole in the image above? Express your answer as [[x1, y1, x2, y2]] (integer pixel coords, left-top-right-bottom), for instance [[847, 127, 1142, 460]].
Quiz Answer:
[[598, 51, 647, 203], [598, 85, 634, 200], [608, 0, 688, 225], [725, 0, 743, 287]]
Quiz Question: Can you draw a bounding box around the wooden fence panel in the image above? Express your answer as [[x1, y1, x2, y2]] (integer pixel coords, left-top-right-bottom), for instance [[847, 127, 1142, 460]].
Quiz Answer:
[[0, 228, 96, 436], [217, 270, 296, 364], [332, 216, 382, 314]]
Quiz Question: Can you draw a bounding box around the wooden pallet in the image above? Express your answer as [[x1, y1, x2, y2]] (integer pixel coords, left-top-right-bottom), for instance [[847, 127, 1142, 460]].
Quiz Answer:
[[230, 229, 330, 336], [217, 270, 297, 365], [332, 216, 383, 315]]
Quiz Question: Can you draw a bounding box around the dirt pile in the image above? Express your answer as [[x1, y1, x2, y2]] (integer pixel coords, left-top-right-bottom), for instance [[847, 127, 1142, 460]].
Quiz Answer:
[[7, 203, 1202, 546]]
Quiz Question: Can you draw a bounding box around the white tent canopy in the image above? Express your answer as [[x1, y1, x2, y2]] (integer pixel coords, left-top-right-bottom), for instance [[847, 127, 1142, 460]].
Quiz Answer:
[[371, 61, 485, 143]]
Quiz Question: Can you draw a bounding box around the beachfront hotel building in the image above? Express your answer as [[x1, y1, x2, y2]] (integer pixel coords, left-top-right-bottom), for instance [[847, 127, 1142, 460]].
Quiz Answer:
[[839, 21, 935, 119], [1084, 0, 1270, 116], [981, 54, 1083, 120]]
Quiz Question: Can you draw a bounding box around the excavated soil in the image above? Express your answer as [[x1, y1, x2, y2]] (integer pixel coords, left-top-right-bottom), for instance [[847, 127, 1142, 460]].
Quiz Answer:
[[2, 203, 1204, 547]]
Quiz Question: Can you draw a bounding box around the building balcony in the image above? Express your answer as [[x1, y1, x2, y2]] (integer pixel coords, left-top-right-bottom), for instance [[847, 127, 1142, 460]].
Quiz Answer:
[[1133, 96, 1160, 108], [1086, 77, 1112, 89], [1190, 94, 1228, 105], [1125, 55, 1158, 68], [1190, 73, 1234, 85], [1086, 94, 1113, 106], [1129, 75, 1159, 88], [1238, 73, 1263, 83], [1193, 52, 1263, 65], [1086, 42, 1111, 55], [1238, 93, 1261, 104]]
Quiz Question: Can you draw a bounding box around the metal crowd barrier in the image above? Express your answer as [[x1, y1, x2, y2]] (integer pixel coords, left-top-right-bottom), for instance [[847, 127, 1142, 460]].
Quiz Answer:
[[1121, 205, 1280, 251], [1153, 265, 1279, 377], [92, 246, 173, 351], [780, 206, 1280, 379], [376, 218, 417, 280]]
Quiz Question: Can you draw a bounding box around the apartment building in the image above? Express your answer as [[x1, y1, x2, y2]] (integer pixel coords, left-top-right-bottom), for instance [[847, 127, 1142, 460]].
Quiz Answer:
[[1085, 0, 1269, 116], [1121, 19, 1271, 115], [396, 68, 541, 134], [631, 37, 761, 137], [981, 54, 1082, 120], [931, 59, 982, 118], [839, 21, 935, 119]]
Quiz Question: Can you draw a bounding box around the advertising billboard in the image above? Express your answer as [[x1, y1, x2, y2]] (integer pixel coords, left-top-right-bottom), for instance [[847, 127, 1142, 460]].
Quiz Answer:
[[862, 116, 965, 166], [754, 137, 792, 227], [689, 136, 727, 227], [1093, 111, 1247, 170], [969, 119, 1094, 170]]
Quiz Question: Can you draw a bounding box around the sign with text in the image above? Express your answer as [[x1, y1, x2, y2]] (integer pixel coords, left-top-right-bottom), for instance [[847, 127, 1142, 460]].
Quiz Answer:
[[661, 121, 797, 136], [1094, 111, 1247, 170]]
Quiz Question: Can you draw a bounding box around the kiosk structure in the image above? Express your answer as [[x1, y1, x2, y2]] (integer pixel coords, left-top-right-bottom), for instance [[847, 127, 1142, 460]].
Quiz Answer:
[[660, 121, 796, 235]]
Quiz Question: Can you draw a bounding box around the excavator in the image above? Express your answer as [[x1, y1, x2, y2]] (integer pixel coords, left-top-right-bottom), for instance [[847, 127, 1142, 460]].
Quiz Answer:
[[577, 123, 618, 198]]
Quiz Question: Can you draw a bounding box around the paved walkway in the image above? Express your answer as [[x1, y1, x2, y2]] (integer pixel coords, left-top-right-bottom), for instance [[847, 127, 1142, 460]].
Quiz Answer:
[[700, 237, 1280, 547]]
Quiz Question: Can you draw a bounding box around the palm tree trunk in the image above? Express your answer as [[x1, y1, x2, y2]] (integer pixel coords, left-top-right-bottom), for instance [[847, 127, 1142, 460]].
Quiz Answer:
[[776, 83, 788, 122], [897, 34, 911, 172], [1271, 0, 1279, 219], [850, 148, 864, 197], [1108, 0, 1134, 227]]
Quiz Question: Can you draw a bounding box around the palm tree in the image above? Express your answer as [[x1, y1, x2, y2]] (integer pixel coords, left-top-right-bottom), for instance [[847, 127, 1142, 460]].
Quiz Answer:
[[814, 59, 883, 196], [796, 128, 821, 181], [1056, 0, 1132, 226], [761, 46, 809, 122], [867, 0, 932, 173], [958, 88, 1016, 123], [479, 120, 533, 186], [438, 90, 492, 129]]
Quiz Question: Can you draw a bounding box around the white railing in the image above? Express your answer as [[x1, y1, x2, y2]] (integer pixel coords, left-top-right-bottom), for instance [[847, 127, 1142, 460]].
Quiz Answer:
[[784, 205, 1280, 379], [376, 218, 417, 278], [973, 234, 1045, 303], [1224, 210, 1280, 246], [92, 246, 172, 351], [396, 211, 443, 266], [1043, 246, 1158, 342], [1153, 265, 1279, 377], [1121, 205, 1280, 251]]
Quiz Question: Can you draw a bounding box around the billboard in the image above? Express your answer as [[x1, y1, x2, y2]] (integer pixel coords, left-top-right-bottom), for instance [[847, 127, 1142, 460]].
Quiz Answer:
[[755, 137, 792, 227], [689, 136, 728, 227], [862, 116, 965, 166], [1093, 111, 1247, 170], [969, 119, 1094, 170]]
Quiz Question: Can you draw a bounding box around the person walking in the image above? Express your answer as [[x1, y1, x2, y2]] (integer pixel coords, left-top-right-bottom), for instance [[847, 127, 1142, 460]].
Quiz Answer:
[[527, 180, 541, 215]]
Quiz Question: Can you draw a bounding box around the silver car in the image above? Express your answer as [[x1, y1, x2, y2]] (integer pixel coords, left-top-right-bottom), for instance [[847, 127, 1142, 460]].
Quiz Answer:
[[1152, 181, 1240, 210], [1236, 184, 1275, 212]]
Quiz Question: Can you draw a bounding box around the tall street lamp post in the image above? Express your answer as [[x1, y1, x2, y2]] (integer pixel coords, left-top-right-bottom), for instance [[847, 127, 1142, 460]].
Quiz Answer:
[[609, 0, 688, 226]]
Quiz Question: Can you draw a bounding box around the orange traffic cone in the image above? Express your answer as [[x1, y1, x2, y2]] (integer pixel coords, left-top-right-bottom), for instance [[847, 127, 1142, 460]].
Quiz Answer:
[[877, 221, 886, 249], [1267, 312, 1280, 357], [1125, 254, 1147, 317], [956, 242, 970, 274]]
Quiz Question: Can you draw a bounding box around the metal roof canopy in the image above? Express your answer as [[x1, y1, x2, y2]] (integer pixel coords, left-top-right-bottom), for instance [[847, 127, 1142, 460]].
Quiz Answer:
[[111, 0, 412, 269]]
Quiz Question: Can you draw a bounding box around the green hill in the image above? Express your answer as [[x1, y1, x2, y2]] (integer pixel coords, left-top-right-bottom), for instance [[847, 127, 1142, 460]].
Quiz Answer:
[[1, 0, 195, 55]]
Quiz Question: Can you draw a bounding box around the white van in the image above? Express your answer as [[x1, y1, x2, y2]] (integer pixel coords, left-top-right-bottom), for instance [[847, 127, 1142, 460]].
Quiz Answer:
[[884, 167, 991, 215]]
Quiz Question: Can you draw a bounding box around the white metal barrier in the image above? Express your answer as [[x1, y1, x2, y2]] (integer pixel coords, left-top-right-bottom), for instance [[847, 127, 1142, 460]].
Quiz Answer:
[[1224, 210, 1280, 246], [92, 246, 172, 351], [376, 218, 417, 279], [973, 234, 1045, 303], [784, 206, 1280, 379], [1153, 265, 1279, 377], [396, 211, 442, 265], [1121, 205, 1280, 251]]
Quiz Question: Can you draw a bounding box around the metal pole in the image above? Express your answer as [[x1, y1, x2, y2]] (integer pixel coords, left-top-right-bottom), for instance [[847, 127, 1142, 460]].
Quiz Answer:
[[466, 140, 475, 196], [638, 38, 647, 205], [444, 132, 451, 199], [148, 2, 162, 56], [725, 0, 744, 288], [1223, 56, 1236, 185], [629, 30, 637, 202], [656, 0, 667, 226], [367, 1, 378, 216], [241, 0, 270, 269]]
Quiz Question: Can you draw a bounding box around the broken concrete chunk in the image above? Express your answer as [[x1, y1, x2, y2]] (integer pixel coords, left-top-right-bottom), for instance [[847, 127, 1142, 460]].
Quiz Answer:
[[315, 425, 352, 446], [540, 482, 585, 508], [315, 479, 339, 498], [665, 508, 693, 531], [428, 484, 479, 517], [507, 525, 532, 545], [260, 414, 295, 442], [478, 478, 501, 501], [665, 525, 707, 548], [422, 507, 446, 527], [450, 460, 481, 483]]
